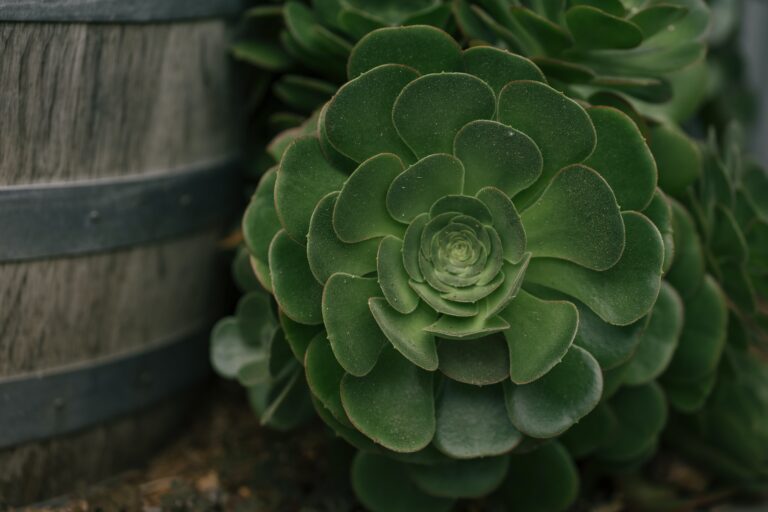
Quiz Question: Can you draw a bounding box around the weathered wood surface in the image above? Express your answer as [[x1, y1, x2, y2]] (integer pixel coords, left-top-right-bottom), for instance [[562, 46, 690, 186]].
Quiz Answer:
[[0, 19, 239, 505]]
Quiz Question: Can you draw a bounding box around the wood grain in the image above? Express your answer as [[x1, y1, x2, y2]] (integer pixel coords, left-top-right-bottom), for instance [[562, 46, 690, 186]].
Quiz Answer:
[[0, 19, 239, 505]]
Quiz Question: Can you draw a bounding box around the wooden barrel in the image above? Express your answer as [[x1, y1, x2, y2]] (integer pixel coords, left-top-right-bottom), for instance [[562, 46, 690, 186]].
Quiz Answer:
[[0, 1, 242, 505]]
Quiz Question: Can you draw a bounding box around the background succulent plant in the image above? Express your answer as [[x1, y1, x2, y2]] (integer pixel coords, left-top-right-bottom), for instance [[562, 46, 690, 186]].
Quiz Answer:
[[238, 24, 677, 508], [453, 0, 710, 108]]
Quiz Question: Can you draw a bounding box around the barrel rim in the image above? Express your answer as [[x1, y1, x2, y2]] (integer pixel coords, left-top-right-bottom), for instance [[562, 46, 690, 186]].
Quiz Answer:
[[0, 0, 244, 22]]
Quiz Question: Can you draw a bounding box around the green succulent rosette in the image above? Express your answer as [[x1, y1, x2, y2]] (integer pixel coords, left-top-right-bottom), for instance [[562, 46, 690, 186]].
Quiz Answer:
[[233, 0, 452, 113], [453, 0, 710, 106], [210, 273, 316, 430], [242, 25, 670, 506]]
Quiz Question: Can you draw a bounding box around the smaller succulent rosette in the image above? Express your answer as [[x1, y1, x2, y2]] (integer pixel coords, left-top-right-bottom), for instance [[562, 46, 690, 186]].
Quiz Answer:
[[454, 0, 710, 105], [244, 25, 667, 506]]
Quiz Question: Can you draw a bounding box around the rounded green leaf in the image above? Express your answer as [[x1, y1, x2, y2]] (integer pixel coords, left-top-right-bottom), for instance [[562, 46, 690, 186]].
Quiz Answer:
[[341, 347, 436, 453], [566, 6, 643, 50], [525, 211, 664, 326], [560, 403, 618, 459], [597, 383, 667, 462], [334, 153, 406, 243], [393, 73, 496, 158], [348, 25, 463, 78], [643, 190, 675, 274], [429, 195, 493, 224], [351, 452, 454, 512], [243, 168, 281, 265], [434, 380, 522, 458], [650, 124, 701, 197], [504, 345, 603, 438], [377, 236, 420, 314], [437, 335, 510, 386], [323, 273, 388, 376], [387, 154, 465, 223], [307, 192, 380, 284], [236, 290, 278, 348], [623, 282, 684, 385], [275, 137, 347, 241], [497, 80, 596, 196], [664, 275, 728, 381], [211, 318, 260, 379], [455, 121, 543, 199], [279, 310, 322, 362], [666, 198, 705, 298], [499, 290, 578, 384], [463, 46, 545, 95], [582, 107, 657, 211], [521, 165, 625, 271], [630, 5, 688, 38], [425, 307, 510, 340], [408, 457, 510, 499], [269, 230, 324, 325], [325, 64, 419, 164], [663, 370, 717, 413], [500, 442, 579, 512], [304, 331, 348, 425], [369, 299, 439, 371]]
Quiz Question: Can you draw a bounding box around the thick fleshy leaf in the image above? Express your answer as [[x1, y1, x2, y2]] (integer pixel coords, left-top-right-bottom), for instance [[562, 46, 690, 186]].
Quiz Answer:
[[378, 236, 420, 314], [485, 257, 531, 315], [269, 230, 324, 325], [437, 335, 510, 385], [666, 199, 705, 298], [596, 383, 667, 462], [369, 299, 439, 370], [663, 370, 717, 413], [650, 124, 701, 197], [509, 7, 573, 54], [500, 290, 578, 384], [304, 332, 348, 425], [403, 213, 428, 282], [665, 275, 728, 381], [560, 403, 618, 459], [341, 347, 436, 453], [425, 307, 510, 340], [463, 46, 545, 95], [211, 318, 261, 379], [232, 245, 262, 293], [279, 310, 322, 362], [243, 168, 281, 265], [521, 165, 624, 270], [275, 137, 347, 241], [387, 154, 465, 223], [348, 25, 463, 78], [582, 107, 656, 211], [501, 442, 579, 512], [623, 282, 684, 385], [334, 154, 406, 242], [532, 57, 594, 83], [325, 64, 418, 164], [429, 195, 493, 224], [393, 73, 496, 158], [643, 190, 675, 274], [408, 457, 509, 499], [351, 452, 454, 512], [236, 290, 278, 348], [525, 212, 664, 326], [455, 121, 542, 200], [307, 192, 380, 284], [323, 273, 388, 376], [629, 5, 688, 38], [504, 346, 602, 438], [566, 6, 643, 50], [497, 80, 596, 197], [434, 380, 522, 458], [410, 281, 479, 317]]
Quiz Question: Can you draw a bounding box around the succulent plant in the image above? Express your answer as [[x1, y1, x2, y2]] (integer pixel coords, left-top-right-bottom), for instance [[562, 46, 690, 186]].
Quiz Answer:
[[453, 0, 710, 106], [233, 0, 453, 114], [241, 24, 672, 508]]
